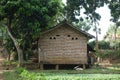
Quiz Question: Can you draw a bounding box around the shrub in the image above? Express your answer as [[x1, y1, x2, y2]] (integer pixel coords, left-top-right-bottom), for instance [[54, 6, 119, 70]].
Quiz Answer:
[[14, 67, 26, 74], [95, 50, 120, 59]]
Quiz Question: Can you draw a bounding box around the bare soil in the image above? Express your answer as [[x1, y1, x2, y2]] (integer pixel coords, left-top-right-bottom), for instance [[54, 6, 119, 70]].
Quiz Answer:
[[0, 58, 5, 80], [0, 73, 4, 80]]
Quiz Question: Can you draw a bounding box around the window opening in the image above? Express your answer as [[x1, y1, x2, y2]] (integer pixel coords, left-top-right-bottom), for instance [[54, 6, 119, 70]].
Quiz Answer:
[[50, 37, 52, 39], [72, 37, 74, 40], [56, 35, 60, 36], [67, 35, 71, 37], [53, 37, 56, 39], [76, 38, 78, 40]]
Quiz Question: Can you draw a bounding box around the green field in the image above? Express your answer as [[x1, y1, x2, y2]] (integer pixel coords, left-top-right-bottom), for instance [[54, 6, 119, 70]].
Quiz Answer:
[[3, 68, 120, 80], [33, 73, 120, 80], [4, 72, 120, 80]]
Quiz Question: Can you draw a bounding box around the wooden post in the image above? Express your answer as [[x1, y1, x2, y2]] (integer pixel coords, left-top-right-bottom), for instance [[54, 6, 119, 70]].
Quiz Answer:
[[55, 64, 59, 70], [83, 64, 86, 69], [38, 45, 44, 70]]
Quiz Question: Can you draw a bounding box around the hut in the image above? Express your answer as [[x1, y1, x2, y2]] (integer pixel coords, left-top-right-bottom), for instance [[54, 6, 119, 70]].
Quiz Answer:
[[38, 21, 94, 69]]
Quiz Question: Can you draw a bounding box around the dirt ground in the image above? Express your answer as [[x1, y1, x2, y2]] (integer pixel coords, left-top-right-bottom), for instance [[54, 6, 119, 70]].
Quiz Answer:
[[0, 58, 5, 80], [0, 73, 4, 80]]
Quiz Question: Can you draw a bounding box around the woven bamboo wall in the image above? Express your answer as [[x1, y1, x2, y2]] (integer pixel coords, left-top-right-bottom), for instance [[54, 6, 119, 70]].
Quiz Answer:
[[39, 24, 88, 64]]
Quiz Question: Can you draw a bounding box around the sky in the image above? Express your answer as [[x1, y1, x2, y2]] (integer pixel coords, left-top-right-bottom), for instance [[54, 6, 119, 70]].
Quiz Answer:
[[62, 0, 114, 40], [90, 5, 113, 40]]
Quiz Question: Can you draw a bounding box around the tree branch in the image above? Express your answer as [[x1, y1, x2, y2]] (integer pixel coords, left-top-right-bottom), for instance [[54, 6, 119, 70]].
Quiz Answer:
[[2, 23, 18, 48]]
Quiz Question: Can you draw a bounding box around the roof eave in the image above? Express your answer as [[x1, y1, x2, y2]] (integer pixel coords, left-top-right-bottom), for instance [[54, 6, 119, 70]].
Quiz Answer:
[[65, 22, 95, 39]]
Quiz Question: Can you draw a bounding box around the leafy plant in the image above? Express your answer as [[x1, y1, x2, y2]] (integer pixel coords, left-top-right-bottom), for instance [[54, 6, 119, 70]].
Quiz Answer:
[[14, 67, 26, 75], [20, 70, 46, 80]]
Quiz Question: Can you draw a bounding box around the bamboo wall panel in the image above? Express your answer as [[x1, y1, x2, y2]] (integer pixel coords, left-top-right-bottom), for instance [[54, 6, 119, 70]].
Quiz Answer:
[[39, 24, 88, 64]]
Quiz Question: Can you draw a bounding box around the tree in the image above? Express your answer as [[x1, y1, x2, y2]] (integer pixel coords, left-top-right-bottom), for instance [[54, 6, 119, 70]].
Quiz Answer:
[[88, 3, 101, 51], [88, 40, 110, 50], [62, 0, 108, 23], [104, 24, 120, 49], [0, 0, 62, 66], [62, 0, 108, 51], [5, 37, 16, 61], [73, 19, 92, 32], [88, 40, 96, 49], [109, 0, 120, 23], [98, 40, 110, 49], [108, 0, 120, 49]]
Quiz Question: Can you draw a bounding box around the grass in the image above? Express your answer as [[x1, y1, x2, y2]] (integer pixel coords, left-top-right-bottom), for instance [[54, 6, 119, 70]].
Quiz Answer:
[[32, 67, 120, 74], [42, 74, 120, 80], [3, 71, 21, 80], [3, 67, 120, 80], [3, 71, 120, 80]]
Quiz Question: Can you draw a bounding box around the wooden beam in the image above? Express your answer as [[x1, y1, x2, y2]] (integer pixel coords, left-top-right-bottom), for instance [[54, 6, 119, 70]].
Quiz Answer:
[[83, 64, 86, 69]]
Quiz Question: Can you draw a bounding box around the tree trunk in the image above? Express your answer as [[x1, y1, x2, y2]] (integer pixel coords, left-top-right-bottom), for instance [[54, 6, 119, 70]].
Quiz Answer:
[[96, 30, 98, 51], [7, 51, 11, 61], [114, 27, 117, 50], [5, 19, 23, 67], [38, 45, 41, 65], [94, 22, 100, 64], [95, 23, 99, 51], [16, 47, 23, 67], [38, 42, 44, 69]]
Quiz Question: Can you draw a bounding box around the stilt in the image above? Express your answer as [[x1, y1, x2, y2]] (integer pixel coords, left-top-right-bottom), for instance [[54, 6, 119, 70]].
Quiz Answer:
[[83, 64, 86, 69], [40, 64, 44, 70], [55, 64, 59, 70]]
